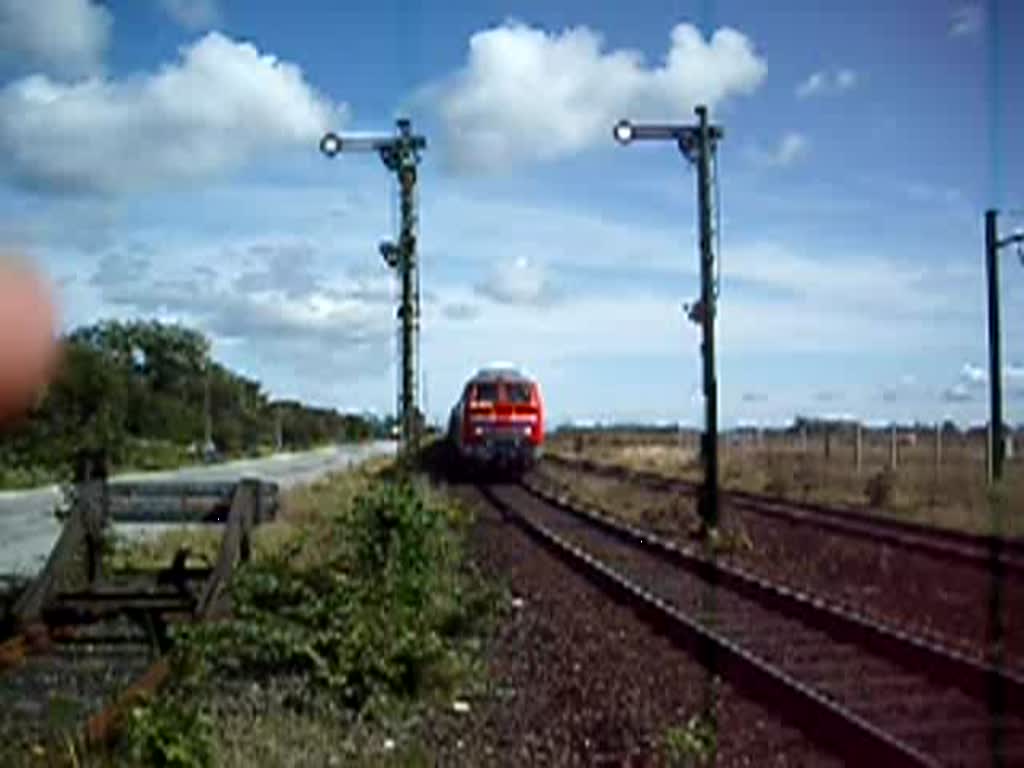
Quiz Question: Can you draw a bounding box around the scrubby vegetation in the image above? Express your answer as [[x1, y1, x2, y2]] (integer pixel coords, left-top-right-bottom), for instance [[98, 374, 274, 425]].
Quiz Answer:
[[108, 465, 493, 766]]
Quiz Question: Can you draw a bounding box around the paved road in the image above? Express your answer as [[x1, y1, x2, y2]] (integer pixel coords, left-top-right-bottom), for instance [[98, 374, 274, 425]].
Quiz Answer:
[[0, 441, 396, 578]]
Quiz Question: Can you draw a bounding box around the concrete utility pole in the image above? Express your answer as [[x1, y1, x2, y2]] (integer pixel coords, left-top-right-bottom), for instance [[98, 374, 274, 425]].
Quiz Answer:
[[613, 105, 724, 531], [984, 209, 1024, 484], [320, 118, 427, 459]]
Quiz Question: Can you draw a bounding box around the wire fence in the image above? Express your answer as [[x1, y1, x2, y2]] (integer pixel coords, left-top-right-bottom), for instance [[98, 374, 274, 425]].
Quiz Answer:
[[555, 425, 1023, 535]]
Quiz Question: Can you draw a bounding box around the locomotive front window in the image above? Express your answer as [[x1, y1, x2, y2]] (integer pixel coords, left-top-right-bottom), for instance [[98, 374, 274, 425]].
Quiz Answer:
[[504, 382, 532, 404], [473, 382, 499, 402]]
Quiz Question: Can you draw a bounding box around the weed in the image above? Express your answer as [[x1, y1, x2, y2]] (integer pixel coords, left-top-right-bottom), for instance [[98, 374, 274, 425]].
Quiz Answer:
[[763, 457, 793, 498], [662, 714, 718, 767], [701, 525, 754, 557], [122, 693, 214, 768], [865, 468, 898, 508]]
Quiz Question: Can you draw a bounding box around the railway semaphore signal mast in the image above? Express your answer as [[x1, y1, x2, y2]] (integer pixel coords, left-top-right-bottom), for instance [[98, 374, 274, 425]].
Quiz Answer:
[[983, 209, 1024, 484], [613, 105, 724, 533], [319, 118, 427, 461]]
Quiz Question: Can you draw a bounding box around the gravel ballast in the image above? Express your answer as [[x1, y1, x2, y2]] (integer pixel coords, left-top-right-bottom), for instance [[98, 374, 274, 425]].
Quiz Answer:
[[417, 483, 841, 766]]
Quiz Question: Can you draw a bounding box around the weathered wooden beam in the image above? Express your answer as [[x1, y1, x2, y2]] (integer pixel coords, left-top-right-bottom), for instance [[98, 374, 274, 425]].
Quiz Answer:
[[16, 473, 274, 630], [12, 479, 105, 626], [106, 479, 278, 523], [50, 591, 193, 615], [196, 479, 256, 620], [108, 481, 237, 498]]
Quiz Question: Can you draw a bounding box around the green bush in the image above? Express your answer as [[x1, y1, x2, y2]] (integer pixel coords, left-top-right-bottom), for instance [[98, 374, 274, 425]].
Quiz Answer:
[[122, 439, 191, 472], [175, 480, 487, 712], [0, 464, 55, 490], [123, 694, 214, 768]]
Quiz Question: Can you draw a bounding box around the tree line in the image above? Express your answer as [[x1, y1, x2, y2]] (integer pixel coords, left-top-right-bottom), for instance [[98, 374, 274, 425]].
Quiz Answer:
[[0, 320, 391, 487]]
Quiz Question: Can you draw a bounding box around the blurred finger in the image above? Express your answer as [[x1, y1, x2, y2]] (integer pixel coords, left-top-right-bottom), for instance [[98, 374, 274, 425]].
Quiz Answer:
[[0, 256, 59, 424]]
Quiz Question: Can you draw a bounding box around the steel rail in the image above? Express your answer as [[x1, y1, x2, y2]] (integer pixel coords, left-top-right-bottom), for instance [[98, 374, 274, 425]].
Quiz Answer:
[[543, 453, 1024, 574], [478, 484, 938, 767], [482, 479, 1024, 766]]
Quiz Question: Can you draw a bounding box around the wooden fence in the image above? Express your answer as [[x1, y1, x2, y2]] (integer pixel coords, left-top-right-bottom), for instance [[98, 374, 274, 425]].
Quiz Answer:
[[11, 472, 279, 636]]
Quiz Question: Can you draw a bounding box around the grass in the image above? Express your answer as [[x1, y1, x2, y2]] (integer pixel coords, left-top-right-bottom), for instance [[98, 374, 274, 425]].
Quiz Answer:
[[77, 459, 494, 767], [551, 431, 1024, 537]]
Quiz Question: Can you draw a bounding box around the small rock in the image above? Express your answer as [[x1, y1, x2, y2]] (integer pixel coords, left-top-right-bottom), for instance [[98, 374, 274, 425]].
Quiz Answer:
[[452, 699, 471, 714]]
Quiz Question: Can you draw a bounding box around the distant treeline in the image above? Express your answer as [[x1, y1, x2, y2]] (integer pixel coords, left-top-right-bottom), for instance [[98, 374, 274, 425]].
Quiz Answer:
[[0, 320, 392, 487]]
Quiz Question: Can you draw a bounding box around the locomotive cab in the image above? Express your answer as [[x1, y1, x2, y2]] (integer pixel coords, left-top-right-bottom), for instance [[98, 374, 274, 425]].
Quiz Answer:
[[449, 367, 544, 474]]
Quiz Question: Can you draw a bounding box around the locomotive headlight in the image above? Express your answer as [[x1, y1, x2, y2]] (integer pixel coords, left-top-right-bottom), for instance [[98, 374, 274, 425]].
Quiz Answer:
[[474, 426, 484, 436]]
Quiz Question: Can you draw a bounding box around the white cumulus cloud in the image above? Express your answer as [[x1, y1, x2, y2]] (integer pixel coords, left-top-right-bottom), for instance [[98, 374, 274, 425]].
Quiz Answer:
[[796, 68, 858, 98], [835, 69, 858, 89], [158, 0, 221, 30], [0, 0, 112, 76], [475, 255, 554, 306], [425, 21, 766, 172], [0, 31, 343, 194], [751, 132, 808, 167], [949, 5, 984, 37], [961, 362, 987, 385]]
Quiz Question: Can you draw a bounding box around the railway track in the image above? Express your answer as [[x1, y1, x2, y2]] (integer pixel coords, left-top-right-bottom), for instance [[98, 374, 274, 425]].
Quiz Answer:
[[478, 478, 1024, 767], [541, 453, 1024, 666], [544, 453, 1024, 574], [0, 470, 275, 758]]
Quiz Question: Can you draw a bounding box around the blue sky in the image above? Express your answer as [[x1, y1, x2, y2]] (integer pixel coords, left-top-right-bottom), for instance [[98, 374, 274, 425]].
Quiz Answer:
[[0, 0, 1022, 428]]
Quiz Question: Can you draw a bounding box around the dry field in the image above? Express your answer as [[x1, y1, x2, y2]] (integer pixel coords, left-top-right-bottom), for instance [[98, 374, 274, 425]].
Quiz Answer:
[[549, 428, 1023, 537]]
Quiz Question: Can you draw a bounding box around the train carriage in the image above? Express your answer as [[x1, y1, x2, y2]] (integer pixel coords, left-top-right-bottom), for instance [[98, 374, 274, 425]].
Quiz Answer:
[[447, 365, 544, 474]]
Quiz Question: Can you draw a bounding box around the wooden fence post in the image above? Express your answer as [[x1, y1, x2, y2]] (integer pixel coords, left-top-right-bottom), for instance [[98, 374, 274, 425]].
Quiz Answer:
[[855, 423, 863, 474], [78, 451, 109, 586], [824, 426, 832, 461], [985, 424, 992, 482], [934, 422, 943, 476], [889, 425, 898, 470]]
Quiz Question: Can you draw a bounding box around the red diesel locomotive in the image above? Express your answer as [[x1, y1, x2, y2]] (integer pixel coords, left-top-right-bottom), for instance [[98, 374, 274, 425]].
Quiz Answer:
[[447, 365, 544, 472]]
